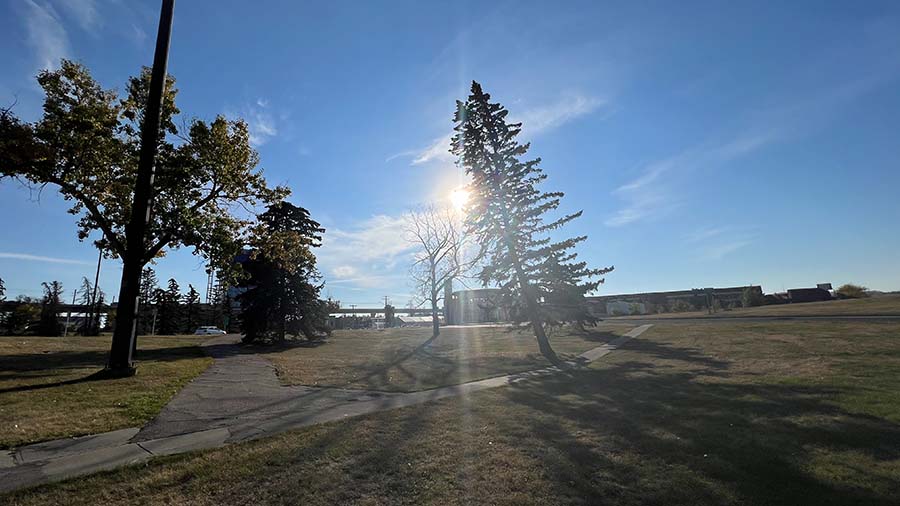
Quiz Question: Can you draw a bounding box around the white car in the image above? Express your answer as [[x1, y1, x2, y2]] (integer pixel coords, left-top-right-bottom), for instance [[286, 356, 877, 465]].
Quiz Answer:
[[194, 326, 227, 335]]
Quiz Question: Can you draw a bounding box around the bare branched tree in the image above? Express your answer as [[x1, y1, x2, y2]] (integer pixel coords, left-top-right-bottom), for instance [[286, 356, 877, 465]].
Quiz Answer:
[[405, 204, 472, 339]]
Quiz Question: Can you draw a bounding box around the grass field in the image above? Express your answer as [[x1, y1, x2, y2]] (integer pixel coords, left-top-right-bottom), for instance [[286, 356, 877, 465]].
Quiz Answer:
[[613, 294, 900, 319], [6, 319, 899, 505], [0, 335, 212, 448], [259, 324, 631, 391]]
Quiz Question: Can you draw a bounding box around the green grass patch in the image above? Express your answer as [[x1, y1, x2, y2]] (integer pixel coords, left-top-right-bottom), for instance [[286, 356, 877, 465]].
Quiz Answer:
[[0, 335, 212, 448]]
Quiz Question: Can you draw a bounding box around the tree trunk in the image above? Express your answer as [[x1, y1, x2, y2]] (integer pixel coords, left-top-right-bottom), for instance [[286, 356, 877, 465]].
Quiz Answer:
[[525, 292, 562, 366], [506, 239, 562, 366], [431, 296, 440, 339], [108, 251, 142, 375]]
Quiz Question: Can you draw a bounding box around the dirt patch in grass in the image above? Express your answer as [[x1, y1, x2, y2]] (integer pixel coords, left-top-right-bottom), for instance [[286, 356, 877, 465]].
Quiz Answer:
[[5, 320, 900, 505], [0, 335, 212, 448], [259, 324, 631, 391]]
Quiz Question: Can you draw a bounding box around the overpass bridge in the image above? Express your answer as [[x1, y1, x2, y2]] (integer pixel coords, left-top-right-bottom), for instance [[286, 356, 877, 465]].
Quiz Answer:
[[331, 307, 440, 316], [0, 301, 441, 317]]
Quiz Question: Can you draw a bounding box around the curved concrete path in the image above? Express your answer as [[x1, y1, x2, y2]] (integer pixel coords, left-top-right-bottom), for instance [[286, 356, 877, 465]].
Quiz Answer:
[[1, 324, 653, 493]]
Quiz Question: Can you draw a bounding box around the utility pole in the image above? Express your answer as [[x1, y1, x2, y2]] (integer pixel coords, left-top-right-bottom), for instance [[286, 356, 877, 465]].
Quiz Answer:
[[86, 246, 102, 335], [63, 289, 77, 338], [106, 0, 175, 376]]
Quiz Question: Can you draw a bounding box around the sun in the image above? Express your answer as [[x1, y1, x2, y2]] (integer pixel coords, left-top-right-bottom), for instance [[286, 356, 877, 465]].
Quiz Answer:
[[450, 188, 470, 211]]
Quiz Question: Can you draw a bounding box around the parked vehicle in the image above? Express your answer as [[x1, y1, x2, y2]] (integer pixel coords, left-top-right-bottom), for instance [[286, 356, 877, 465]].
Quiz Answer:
[[194, 326, 227, 335]]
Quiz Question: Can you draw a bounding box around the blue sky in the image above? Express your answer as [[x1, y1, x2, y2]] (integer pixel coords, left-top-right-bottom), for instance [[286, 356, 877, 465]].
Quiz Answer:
[[1, 0, 899, 306]]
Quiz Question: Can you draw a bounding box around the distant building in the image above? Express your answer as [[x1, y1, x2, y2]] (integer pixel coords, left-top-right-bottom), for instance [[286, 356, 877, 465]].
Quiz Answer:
[[605, 300, 647, 316], [586, 285, 763, 315], [445, 288, 509, 325], [787, 287, 832, 303], [395, 315, 433, 327]]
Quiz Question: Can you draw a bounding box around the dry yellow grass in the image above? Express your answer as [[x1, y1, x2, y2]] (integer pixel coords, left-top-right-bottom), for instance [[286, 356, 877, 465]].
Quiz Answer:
[[260, 323, 632, 391], [5, 320, 900, 505], [0, 335, 212, 448]]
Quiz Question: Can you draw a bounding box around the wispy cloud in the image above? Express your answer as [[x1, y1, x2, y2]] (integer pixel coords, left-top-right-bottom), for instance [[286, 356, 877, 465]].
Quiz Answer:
[[410, 136, 453, 165], [606, 38, 900, 230], [514, 94, 606, 135], [129, 23, 147, 46], [702, 238, 755, 260], [604, 154, 687, 227], [605, 129, 780, 227], [56, 0, 100, 32], [399, 93, 606, 166], [683, 226, 757, 260], [331, 265, 358, 278], [20, 0, 70, 73], [319, 215, 416, 289], [241, 98, 278, 146], [685, 226, 728, 243], [0, 252, 92, 265]]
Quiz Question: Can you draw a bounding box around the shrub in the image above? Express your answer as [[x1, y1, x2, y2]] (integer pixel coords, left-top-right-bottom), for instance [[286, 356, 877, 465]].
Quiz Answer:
[[836, 284, 869, 299], [670, 299, 694, 312], [742, 287, 765, 307]]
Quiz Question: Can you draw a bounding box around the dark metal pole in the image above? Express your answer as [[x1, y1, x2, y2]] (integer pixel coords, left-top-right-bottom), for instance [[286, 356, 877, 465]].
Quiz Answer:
[[87, 245, 102, 335], [106, 0, 175, 375]]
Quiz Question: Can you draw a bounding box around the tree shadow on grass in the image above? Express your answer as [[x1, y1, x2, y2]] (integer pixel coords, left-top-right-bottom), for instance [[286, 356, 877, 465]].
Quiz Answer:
[[338, 326, 624, 392], [0, 346, 205, 373], [0, 345, 206, 394], [499, 336, 900, 505]]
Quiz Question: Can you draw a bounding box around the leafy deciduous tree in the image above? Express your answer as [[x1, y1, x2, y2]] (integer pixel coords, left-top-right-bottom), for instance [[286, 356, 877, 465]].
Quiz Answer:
[[6, 296, 40, 336], [0, 60, 288, 350]]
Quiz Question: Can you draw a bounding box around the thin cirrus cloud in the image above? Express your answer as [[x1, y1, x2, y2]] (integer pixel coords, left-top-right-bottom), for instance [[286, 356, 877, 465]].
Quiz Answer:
[[0, 252, 92, 265], [604, 154, 683, 227], [605, 128, 781, 228], [19, 0, 107, 75], [56, 0, 100, 32], [20, 0, 71, 73], [683, 226, 756, 260], [400, 93, 606, 166], [515, 94, 606, 136], [229, 97, 278, 147], [702, 238, 755, 260], [606, 49, 900, 230]]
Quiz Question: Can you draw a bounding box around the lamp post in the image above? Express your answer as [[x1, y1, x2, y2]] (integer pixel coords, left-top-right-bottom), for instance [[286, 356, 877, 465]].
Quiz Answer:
[[106, 0, 175, 376]]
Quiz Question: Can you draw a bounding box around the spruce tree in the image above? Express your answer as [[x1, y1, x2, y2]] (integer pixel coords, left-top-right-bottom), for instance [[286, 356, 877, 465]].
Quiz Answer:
[[238, 201, 326, 342], [157, 278, 182, 335], [451, 81, 613, 365], [38, 281, 64, 336], [184, 284, 201, 332], [138, 267, 159, 335]]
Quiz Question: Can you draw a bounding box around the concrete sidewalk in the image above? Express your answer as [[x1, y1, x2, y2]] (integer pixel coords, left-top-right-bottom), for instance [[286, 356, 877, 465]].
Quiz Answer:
[[0, 324, 652, 493]]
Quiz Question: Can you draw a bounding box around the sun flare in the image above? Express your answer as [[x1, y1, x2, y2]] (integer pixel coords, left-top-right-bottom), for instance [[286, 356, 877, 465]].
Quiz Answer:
[[450, 188, 470, 211]]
